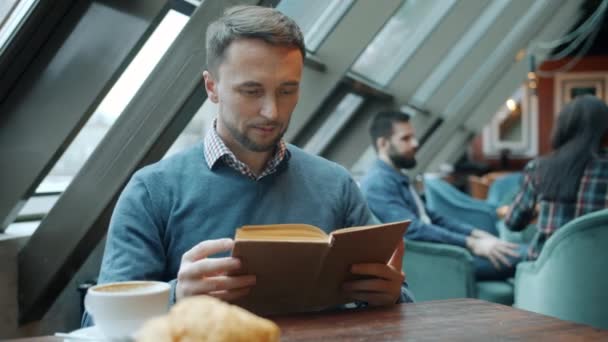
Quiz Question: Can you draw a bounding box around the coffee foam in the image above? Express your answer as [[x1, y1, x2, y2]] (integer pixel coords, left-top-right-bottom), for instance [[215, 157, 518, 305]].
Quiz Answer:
[[95, 283, 155, 292], [91, 281, 169, 295]]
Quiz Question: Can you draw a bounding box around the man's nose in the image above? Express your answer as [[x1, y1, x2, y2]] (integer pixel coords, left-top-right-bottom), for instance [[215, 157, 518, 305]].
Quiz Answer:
[[260, 96, 278, 120], [412, 138, 419, 149]]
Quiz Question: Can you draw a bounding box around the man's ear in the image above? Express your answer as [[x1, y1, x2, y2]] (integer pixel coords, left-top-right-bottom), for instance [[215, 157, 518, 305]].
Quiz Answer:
[[376, 137, 389, 153], [203, 70, 219, 103]]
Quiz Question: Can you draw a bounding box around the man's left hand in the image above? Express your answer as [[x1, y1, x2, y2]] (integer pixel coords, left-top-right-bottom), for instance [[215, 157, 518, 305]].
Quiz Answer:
[[342, 240, 405, 306]]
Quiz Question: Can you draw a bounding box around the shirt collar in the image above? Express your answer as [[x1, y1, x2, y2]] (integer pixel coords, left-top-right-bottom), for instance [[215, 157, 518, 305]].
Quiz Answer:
[[375, 158, 411, 184], [203, 118, 288, 180]]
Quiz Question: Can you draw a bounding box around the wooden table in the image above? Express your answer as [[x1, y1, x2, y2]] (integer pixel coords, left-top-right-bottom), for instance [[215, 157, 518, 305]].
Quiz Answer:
[[7, 299, 608, 341], [274, 299, 608, 341]]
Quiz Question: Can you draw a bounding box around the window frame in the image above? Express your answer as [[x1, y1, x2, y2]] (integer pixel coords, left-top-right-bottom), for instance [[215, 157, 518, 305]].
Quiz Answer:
[[482, 85, 539, 158]]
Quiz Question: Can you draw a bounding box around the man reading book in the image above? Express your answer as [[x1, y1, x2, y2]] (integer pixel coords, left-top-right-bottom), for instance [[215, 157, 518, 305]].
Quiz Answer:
[[87, 5, 412, 325]]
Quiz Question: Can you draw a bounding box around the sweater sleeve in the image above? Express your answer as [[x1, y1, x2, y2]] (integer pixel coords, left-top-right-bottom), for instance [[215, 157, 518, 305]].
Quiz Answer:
[[83, 171, 170, 327], [343, 177, 376, 227], [97, 172, 168, 285]]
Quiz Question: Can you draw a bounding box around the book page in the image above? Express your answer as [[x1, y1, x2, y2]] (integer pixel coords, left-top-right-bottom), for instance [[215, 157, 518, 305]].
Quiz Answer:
[[236, 224, 329, 242], [330, 222, 392, 236]]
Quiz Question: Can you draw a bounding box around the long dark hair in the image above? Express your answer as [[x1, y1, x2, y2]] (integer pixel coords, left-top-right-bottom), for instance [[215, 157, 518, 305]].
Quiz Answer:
[[537, 95, 608, 200]]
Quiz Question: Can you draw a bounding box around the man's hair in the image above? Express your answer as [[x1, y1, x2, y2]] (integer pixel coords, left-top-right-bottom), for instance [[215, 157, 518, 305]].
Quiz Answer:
[[369, 111, 411, 151], [537, 95, 608, 200], [206, 5, 306, 74]]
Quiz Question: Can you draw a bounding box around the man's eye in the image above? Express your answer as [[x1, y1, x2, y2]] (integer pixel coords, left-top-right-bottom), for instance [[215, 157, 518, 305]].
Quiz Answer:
[[240, 89, 262, 96], [279, 88, 297, 96]]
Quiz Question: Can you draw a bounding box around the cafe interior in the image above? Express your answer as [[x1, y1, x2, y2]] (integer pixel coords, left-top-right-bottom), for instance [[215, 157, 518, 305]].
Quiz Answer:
[[1, 0, 608, 340]]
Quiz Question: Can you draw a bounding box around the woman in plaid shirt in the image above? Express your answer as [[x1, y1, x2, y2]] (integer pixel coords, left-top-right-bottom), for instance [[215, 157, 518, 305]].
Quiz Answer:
[[505, 95, 608, 260]]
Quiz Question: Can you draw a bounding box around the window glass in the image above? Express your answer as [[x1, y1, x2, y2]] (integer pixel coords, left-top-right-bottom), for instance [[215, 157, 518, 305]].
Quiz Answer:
[[4, 221, 39, 235], [351, 0, 446, 86], [14, 194, 59, 222], [499, 97, 523, 142], [276, 0, 353, 52], [33, 10, 189, 195], [482, 85, 538, 158], [0, 0, 37, 55], [304, 93, 364, 155], [164, 102, 209, 158]]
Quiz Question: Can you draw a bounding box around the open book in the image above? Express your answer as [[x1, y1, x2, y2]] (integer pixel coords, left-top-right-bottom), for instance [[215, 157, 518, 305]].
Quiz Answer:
[[230, 220, 409, 315]]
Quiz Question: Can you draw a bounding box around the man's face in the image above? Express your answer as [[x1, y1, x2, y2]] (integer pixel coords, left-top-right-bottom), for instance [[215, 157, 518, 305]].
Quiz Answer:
[[203, 39, 303, 152], [384, 122, 419, 169]]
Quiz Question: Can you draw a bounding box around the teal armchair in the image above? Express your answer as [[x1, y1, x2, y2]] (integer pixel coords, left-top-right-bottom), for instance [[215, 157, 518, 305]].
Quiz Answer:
[[514, 209, 608, 329], [424, 176, 499, 235], [404, 239, 513, 305], [486, 173, 522, 207], [424, 175, 535, 244]]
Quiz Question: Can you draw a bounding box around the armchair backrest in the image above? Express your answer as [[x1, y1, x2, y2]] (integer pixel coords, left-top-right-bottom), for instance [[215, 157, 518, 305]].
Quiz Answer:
[[486, 173, 522, 207], [514, 208, 608, 329], [424, 176, 498, 234]]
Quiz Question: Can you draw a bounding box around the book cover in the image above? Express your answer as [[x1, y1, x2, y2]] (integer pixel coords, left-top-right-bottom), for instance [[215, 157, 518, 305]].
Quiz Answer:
[[231, 220, 409, 315]]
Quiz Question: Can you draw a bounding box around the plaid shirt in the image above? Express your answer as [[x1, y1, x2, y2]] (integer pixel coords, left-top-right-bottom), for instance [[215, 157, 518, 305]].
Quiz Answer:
[[505, 150, 608, 260], [203, 119, 288, 181]]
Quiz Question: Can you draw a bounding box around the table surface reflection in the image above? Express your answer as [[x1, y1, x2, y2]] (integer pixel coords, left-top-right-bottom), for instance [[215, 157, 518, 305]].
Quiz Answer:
[[273, 298, 608, 341], [8, 298, 608, 341]]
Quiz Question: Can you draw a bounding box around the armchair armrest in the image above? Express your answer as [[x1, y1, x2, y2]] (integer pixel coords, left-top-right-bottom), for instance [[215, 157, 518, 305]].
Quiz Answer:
[[403, 239, 476, 301], [513, 261, 540, 309]]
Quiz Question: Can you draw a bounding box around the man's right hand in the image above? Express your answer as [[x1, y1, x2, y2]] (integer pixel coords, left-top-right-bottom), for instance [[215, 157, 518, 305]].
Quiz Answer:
[[176, 238, 256, 302], [466, 235, 520, 269]]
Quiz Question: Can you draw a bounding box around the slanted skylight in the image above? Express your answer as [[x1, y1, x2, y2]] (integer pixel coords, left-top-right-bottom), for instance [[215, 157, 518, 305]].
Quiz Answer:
[[351, 0, 454, 86], [304, 93, 364, 155], [35, 10, 188, 194], [277, 0, 353, 52], [0, 0, 38, 56]]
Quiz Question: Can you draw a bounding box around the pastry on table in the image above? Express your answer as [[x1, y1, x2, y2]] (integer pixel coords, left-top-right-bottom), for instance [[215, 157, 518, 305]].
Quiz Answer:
[[136, 295, 280, 342]]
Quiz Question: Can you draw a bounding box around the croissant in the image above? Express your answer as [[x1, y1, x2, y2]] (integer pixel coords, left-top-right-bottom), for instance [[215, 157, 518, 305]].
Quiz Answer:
[[136, 295, 280, 342]]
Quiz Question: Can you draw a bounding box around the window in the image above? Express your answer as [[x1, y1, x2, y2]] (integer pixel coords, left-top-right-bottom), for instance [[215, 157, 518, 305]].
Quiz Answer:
[[304, 93, 364, 155], [164, 102, 209, 157], [410, 0, 509, 106], [0, 0, 37, 55], [276, 0, 353, 52], [482, 85, 538, 158], [33, 9, 188, 195], [351, 0, 452, 86], [12, 9, 189, 231]]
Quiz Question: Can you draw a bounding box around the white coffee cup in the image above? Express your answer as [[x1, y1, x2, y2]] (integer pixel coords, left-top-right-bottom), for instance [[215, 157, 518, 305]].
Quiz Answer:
[[84, 280, 170, 339]]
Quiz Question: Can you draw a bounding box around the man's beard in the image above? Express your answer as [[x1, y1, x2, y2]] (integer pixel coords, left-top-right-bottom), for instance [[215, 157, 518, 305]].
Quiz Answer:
[[388, 145, 416, 169], [224, 118, 286, 152]]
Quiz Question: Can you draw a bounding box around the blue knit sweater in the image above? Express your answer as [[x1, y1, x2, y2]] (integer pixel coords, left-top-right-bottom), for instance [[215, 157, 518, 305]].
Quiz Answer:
[[82, 144, 416, 328], [97, 143, 375, 300]]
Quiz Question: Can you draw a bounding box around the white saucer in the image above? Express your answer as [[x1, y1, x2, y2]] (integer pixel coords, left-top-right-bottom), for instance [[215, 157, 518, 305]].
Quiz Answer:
[[63, 326, 136, 341], [63, 326, 103, 341]]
